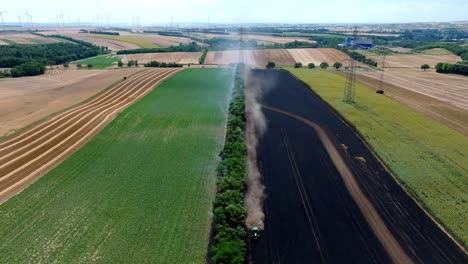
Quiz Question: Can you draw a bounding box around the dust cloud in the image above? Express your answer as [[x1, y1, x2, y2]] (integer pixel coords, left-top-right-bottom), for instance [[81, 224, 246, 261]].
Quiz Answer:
[[244, 69, 271, 229]]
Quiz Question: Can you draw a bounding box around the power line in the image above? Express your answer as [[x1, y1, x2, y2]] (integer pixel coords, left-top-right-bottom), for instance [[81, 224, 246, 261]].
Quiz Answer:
[[343, 26, 358, 103]]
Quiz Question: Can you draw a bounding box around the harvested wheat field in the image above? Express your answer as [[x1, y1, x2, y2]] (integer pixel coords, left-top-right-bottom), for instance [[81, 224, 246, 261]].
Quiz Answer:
[[287, 48, 352, 65], [122, 52, 201, 64], [205, 49, 300, 65], [358, 68, 468, 111], [119, 32, 203, 47], [202, 33, 315, 44], [368, 53, 461, 68], [0, 68, 144, 137], [0, 68, 179, 203], [0, 33, 61, 44], [205, 48, 352, 66], [55, 33, 140, 50], [348, 71, 468, 135]]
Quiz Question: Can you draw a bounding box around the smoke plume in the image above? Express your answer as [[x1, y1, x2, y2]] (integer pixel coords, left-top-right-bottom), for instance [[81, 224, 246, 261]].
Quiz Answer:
[[244, 69, 267, 229]]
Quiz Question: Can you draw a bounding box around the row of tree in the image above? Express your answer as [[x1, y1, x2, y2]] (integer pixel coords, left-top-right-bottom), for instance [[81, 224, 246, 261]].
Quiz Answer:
[[0, 41, 106, 77], [199, 49, 208, 64], [344, 50, 378, 67], [266, 61, 342, 70], [143, 61, 183, 68], [118, 60, 139, 67], [80, 30, 120, 36], [211, 65, 248, 264], [435, 62, 468, 76]]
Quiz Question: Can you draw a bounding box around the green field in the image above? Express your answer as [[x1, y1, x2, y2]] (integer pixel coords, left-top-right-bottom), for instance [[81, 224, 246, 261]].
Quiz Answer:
[[0, 68, 234, 263], [75, 55, 121, 69], [287, 68, 468, 247], [421, 48, 454, 55], [93, 34, 160, 48]]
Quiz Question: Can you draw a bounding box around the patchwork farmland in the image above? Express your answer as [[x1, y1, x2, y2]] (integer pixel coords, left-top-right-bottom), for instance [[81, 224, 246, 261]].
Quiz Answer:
[[0, 16, 467, 263], [0, 68, 233, 262], [204, 48, 351, 66]]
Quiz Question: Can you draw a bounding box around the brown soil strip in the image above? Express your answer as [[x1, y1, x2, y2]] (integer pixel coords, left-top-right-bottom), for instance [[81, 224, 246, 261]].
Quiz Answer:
[[262, 104, 412, 264]]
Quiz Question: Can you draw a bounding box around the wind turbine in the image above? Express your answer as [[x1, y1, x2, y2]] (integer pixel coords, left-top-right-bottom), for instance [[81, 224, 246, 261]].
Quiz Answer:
[[17, 14, 22, 26], [58, 12, 65, 27], [0, 11, 7, 29], [23, 9, 32, 25], [104, 13, 111, 28]]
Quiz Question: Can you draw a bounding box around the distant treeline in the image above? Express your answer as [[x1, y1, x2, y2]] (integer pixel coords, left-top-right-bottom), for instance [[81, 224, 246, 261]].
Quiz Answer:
[[211, 64, 247, 264], [199, 49, 207, 64], [397, 42, 468, 62], [435, 62, 468, 76], [143, 61, 183, 67], [117, 42, 202, 54], [0, 41, 106, 77], [143, 31, 184, 37], [185, 29, 230, 35], [79, 30, 120, 36], [343, 49, 378, 67]]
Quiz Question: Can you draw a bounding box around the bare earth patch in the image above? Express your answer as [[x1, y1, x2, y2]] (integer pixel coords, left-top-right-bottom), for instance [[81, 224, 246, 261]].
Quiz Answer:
[[0, 68, 143, 137], [121, 52, 201, 64], [0, 33, 60, 44], [368, 53, 461, 68]]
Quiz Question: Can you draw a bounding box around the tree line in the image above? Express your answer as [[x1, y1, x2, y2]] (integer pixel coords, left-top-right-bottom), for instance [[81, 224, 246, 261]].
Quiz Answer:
[[199, 48, 208, 64], [343, 50, 378, 67], [0, 42, 106, 77], [79, 30, 120, 36], [211, 65, 248, 264], [435, 62, 468, 76], [143, 61, 183, 67]]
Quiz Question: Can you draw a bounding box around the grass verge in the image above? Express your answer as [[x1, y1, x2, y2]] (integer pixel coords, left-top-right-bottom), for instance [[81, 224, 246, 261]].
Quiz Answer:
[[0, 68, 234, 263], [287, 68, 468, 248]]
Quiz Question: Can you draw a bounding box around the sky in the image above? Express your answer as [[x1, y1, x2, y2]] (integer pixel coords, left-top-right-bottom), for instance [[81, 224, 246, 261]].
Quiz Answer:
[[1, 0, 467, 24]]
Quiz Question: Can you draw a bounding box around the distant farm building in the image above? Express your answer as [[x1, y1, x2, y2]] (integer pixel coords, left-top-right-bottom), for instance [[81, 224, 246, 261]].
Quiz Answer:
[[345, 37, 374, 49]]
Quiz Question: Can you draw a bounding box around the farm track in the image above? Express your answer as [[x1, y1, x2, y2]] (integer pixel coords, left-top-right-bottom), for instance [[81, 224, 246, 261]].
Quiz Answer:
[[0, 68, 180, 203]]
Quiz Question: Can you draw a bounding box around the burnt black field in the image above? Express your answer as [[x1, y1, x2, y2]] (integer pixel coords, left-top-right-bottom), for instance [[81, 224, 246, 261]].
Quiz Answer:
[[248, 69, 467, 264]]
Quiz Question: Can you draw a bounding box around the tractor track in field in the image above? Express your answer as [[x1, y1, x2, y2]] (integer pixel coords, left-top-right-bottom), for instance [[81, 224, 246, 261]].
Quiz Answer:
[[0, 68, 180, 203], [262, 105, 411, 263], [249, 69, 467, 264]]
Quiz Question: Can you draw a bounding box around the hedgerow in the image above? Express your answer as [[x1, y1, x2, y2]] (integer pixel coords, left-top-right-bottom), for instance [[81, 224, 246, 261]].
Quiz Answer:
[[211, 65, 247, 264]]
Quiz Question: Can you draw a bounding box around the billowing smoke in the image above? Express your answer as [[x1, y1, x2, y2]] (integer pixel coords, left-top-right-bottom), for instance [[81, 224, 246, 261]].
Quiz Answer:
[[244, 69, 267, 229]]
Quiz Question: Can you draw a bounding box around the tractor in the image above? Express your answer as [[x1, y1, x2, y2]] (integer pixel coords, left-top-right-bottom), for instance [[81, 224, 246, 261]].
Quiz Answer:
[[251, 225, 262, 240]]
